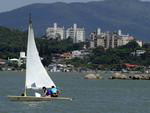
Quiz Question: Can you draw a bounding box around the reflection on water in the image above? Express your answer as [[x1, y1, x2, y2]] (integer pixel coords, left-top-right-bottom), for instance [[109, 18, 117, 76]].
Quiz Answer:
[[0, 71, 150, 113]]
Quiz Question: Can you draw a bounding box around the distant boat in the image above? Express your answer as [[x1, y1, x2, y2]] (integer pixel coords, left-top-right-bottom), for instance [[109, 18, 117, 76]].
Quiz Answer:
[[8, 15, 72, 101]]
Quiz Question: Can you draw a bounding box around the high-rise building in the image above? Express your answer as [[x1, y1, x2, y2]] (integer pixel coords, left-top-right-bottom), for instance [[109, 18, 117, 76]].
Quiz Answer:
[[90, 29, 141, 49], [96, 32, 122, 49], [66, 24, 85, 43], [46, 23, 65, 40]]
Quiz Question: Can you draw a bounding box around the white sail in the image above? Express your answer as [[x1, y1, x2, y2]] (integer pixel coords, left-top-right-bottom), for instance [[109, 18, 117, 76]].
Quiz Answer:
[[26, 20, 55, 89]]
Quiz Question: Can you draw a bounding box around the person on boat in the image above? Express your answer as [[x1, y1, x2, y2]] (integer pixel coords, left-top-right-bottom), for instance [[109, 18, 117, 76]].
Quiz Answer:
[[21, 92, 25, 96], [42, 87, 51, 96], [50, 86, 60, 97]]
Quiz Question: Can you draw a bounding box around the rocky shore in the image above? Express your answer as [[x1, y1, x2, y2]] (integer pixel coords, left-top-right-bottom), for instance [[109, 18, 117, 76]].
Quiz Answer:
[[109, 72, 150, 80]]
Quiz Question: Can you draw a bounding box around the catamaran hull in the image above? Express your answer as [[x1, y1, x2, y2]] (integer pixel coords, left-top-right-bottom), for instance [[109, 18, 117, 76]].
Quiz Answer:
[[7, 96, 72, 101]]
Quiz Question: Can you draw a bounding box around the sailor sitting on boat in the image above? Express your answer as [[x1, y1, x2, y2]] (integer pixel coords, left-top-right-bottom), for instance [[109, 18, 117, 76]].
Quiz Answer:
[[42, 87, 51, 97], [50, 86, 60, 97], [42, 86, 60, 97]]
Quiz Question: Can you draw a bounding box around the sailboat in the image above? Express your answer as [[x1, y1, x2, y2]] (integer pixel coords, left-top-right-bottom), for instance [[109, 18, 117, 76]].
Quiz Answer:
[[8, 16, 72, 101]]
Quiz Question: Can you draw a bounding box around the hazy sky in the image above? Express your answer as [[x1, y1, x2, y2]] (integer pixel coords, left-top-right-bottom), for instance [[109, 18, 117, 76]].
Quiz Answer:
[[0, 0, 149, 13]]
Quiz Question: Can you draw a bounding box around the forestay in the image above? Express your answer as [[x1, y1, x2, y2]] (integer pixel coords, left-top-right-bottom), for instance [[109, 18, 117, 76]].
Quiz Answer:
[[26, 20, 55, 89]]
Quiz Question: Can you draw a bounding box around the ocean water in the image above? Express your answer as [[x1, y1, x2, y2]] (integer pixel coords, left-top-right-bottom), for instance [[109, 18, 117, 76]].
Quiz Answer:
[[0, 71, 150, 113]]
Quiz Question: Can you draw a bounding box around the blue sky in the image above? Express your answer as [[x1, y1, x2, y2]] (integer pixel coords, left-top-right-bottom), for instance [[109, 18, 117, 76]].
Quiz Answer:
[[0, 0, 149, 13]]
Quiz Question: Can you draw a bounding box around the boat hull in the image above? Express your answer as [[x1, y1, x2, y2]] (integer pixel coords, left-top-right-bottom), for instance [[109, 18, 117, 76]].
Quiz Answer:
[[7, 96, 72, 101]]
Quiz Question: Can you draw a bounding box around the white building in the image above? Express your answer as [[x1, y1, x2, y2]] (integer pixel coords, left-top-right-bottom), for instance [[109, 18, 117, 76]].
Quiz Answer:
[[8, 52, 26, 66], [136, 40, 143, 47], [66, 24, 85, 43], [46, 23, 65, 40], [18, 52, 26, 66], [72, 50, 82, 58], [20, 52, 26, 59], [120, 36, 134, 45], [131, 50, 146, 56]]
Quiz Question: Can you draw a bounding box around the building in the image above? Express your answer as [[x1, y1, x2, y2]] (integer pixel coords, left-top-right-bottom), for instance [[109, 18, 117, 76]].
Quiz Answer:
[[8, 52, 26, 66], [136, 40, 143, 47], [90, 29, 142, 49], [72, 50, 82, 58], [66, 24, 85, 43], [18, 52, 26, 66], [131, 50, 146, 56], [90, 30, 123, 49], [46, 23, 65, 40]]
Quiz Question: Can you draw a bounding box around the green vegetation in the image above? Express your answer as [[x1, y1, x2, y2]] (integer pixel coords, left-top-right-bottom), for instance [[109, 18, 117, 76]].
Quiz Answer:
[[0, 26, 27, 59], [37, 38, 84, 66], [66, 41, 150, 70], [0, 26, 150, 70], [0, 26, 84, 66]]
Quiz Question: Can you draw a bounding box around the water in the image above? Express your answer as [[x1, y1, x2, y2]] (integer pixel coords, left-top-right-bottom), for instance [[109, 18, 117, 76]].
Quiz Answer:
[[0, 71, 150, 113]]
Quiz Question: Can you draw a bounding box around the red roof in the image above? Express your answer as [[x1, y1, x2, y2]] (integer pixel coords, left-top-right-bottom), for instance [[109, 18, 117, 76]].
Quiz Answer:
[[124, 63, 138, 68]]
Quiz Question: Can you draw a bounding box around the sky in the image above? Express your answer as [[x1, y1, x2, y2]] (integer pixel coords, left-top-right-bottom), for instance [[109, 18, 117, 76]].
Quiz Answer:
[[0, 0, 149, 13]]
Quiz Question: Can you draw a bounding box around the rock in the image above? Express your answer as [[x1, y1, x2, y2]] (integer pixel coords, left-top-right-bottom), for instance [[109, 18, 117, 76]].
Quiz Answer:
[[110, 72, 127, 80], [84, 73, 102, 80], [132, 74, 141, 80], [129, 74, 150, 80], [141, 74, 150, 80]]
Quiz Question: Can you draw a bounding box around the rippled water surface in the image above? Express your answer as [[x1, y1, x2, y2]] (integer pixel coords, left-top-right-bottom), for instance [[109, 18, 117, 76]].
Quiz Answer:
[[0, 71, 150, 113]]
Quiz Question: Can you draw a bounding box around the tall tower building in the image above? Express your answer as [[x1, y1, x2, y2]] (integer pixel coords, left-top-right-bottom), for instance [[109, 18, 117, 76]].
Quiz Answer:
[[46, 23, 65, 40], [66, 24, 85, 43]]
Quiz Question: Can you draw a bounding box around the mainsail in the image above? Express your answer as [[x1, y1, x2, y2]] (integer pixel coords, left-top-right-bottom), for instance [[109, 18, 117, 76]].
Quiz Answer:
[[26, 18, 55, 89]]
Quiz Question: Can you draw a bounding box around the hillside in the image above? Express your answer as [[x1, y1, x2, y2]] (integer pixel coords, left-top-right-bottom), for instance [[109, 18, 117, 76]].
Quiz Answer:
[[0, 0, 150, 41], [0, 26, 27, 58], [0, 26, 84, 61]]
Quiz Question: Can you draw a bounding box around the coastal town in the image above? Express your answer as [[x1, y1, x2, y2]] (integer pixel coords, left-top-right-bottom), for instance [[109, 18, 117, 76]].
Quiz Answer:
[[0, 22, 149, 74], [1, 0, 150, 112]]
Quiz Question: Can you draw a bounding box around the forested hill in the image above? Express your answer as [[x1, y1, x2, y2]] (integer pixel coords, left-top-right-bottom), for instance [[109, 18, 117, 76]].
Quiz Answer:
[[0, 0, 150, 41], [0, 26, 27, 58], [0, 26, 83, 60]]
